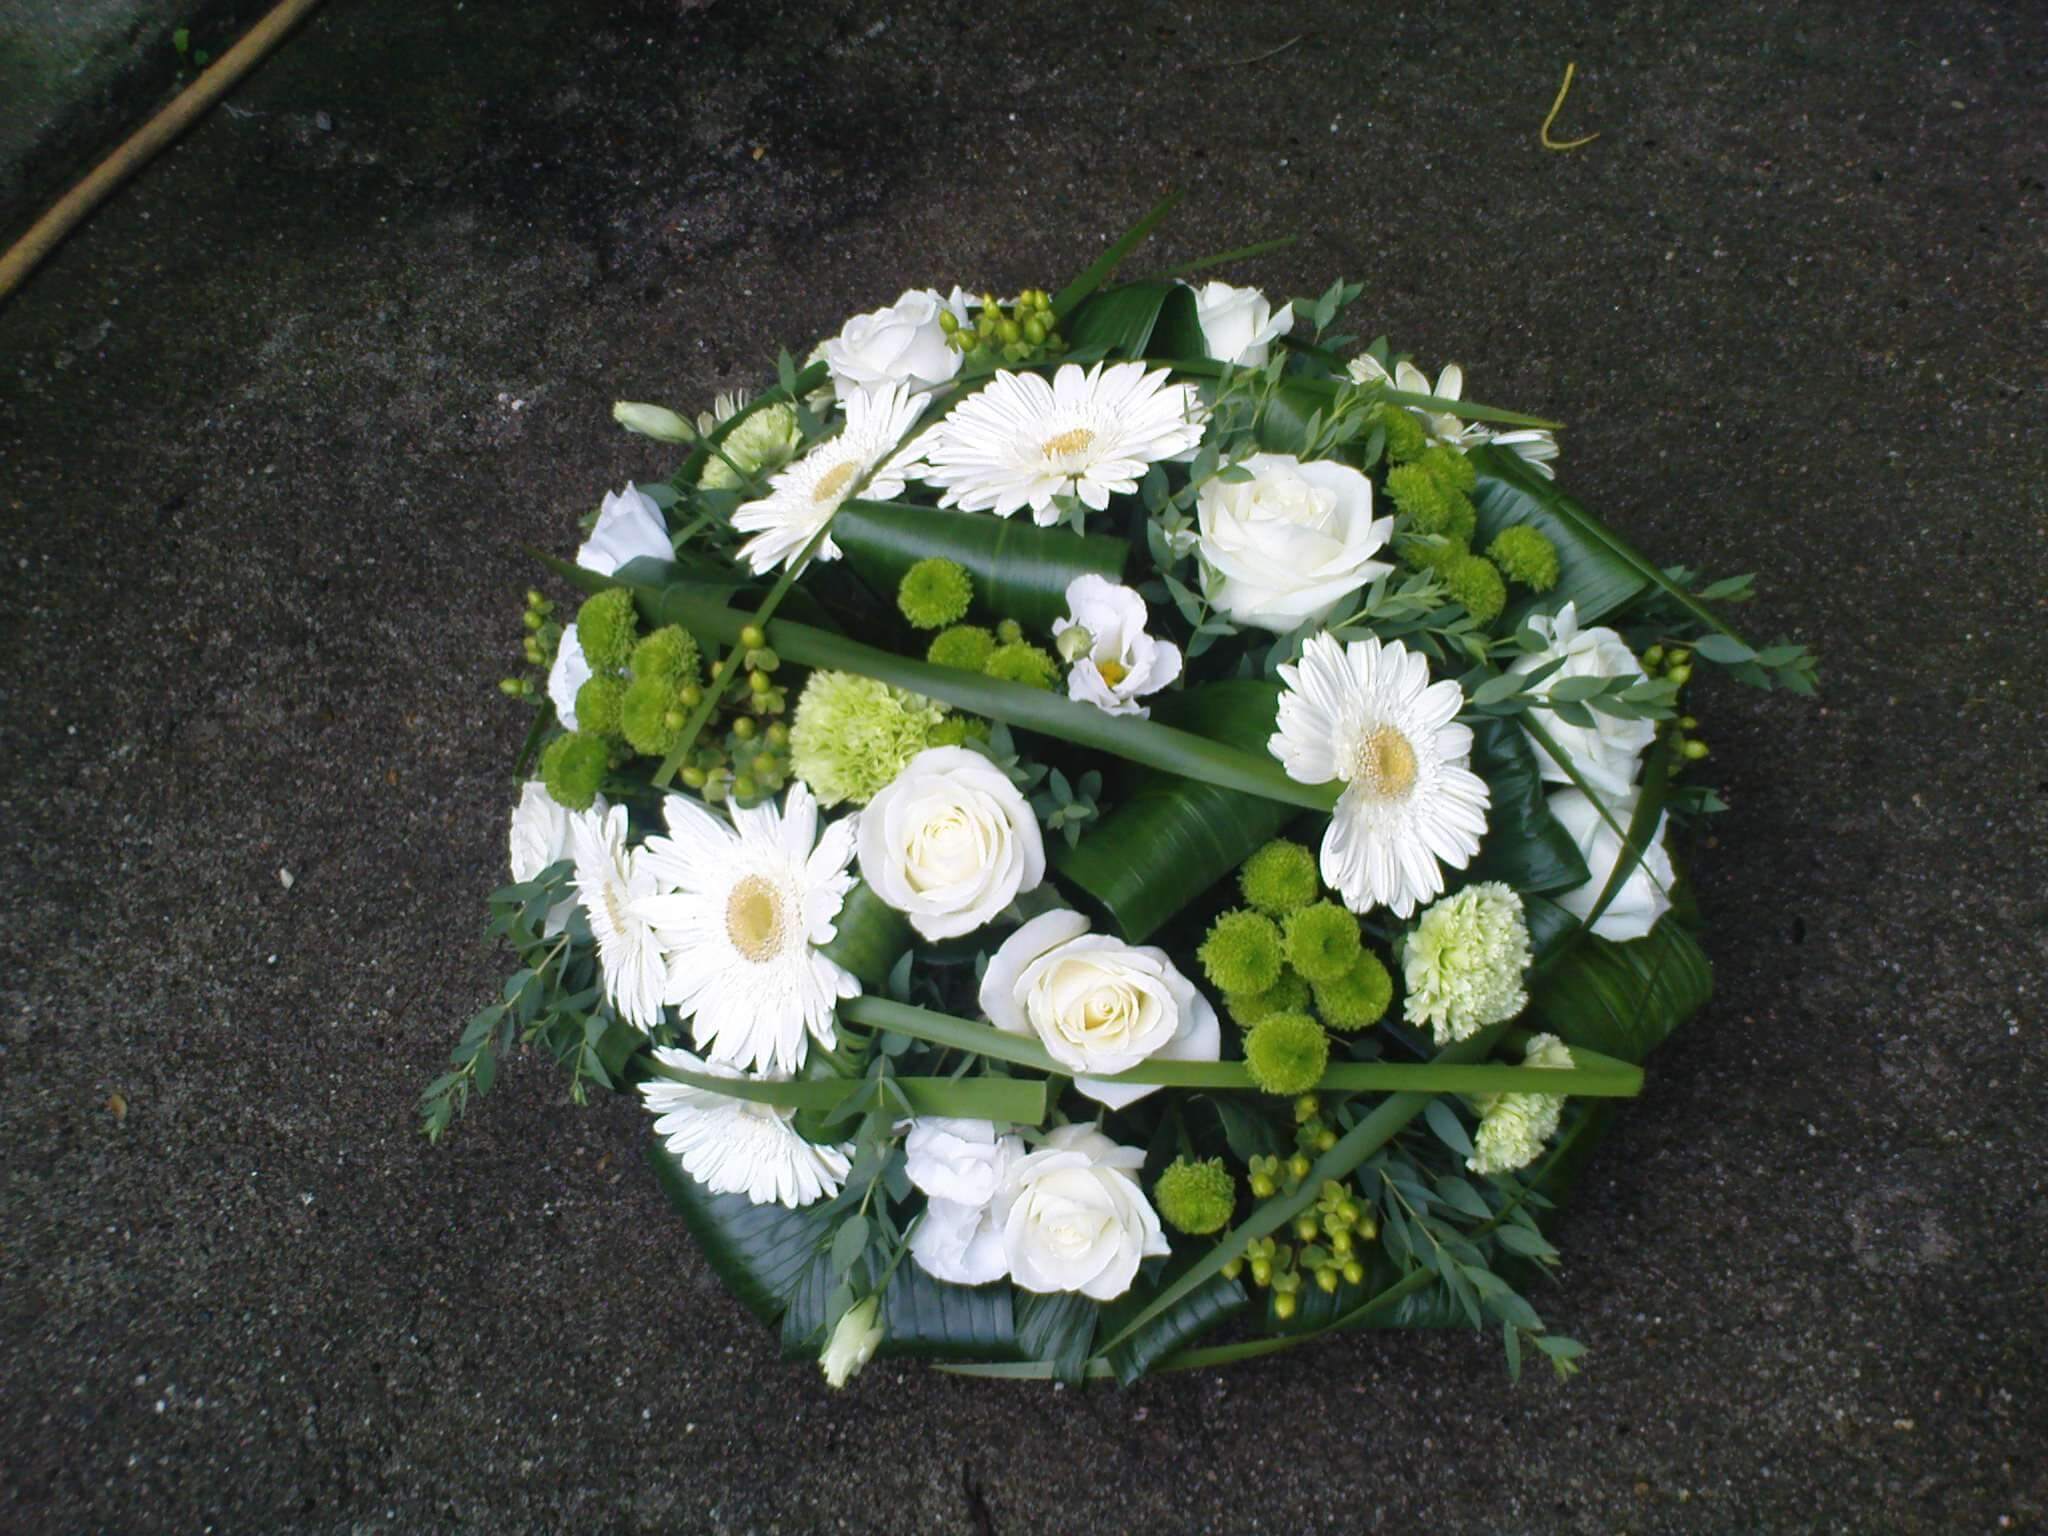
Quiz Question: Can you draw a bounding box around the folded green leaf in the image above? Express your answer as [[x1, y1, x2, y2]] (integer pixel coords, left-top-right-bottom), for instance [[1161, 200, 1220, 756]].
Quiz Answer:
[[1532, 919, 1712, 1065], [1101, 1249, 1249, 1384], [646, 1141, 835, 1324], [880, 1258, 1020, 1361], [1463, 716, 1592, 894], [1063, 279, 1207, 360]]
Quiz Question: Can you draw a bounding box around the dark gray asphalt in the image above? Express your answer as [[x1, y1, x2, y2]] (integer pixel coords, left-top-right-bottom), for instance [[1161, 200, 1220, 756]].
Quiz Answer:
[[2, 1, 2043, 1531]]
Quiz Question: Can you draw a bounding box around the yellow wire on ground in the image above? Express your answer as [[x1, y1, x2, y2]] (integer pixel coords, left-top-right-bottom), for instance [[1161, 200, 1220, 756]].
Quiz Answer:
[[1540, 60, 1600, 152], [0, 0, 326, 304]]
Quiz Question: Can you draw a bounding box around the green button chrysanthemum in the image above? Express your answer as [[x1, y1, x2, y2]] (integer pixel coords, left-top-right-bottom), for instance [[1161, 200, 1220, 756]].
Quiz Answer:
[[1154, 1157, 1237, 1235], [540, 731, 608, 811], [1486, 525, 1561, 592], [574, 588, 638, 675], [1243, 1012, 1330, 1096], [1283, 901, 1362, 984], [926, 624, 997, 671], [1238, 839, 1320, 916], [1199, 909, 1284, 996], [1224, 968, 1310, 1029], [1312, 950, 1393, 1032], [896, 557, 974, 630]]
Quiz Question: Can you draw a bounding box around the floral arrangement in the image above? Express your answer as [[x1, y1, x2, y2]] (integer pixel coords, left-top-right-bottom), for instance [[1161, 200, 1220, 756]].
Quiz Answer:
[[429, 204, 1816, 1386]]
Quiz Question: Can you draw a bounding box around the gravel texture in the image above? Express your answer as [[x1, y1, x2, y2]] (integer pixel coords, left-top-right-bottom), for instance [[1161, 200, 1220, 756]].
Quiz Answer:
[[2, 1, 2043, 1531]]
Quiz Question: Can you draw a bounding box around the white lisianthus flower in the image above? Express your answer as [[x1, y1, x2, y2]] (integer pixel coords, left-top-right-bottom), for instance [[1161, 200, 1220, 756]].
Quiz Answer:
[[1052, 574, 1182, 718], [575, 483, 671, 576], [1189, 280, 1295, 367], [1468, 1033, 1574, 1176], [1196, 452, 1394, 632], [819, 1295, 884, 1388], [639, 1047, 852, 1209], [905, 1118, 1022, 1286], [545, 622, 592, 731], [611, 401, 693, 442], [509, 781, 603, 934], [1346, 353, 1560, 478], [1547, 787, 1677, 942], [822, 288, 964, 396], [997, 1124, 1170, 1301], [979, 910, 1221, 1109], [1402, 882, 1533, 1043], [856, 746, 1045, 941], [1509, 602, 1657, 797]]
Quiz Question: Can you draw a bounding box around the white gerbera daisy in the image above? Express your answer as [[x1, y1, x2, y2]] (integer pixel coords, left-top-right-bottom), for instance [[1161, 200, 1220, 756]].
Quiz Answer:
[[1347, 354, 1559, 478], [632, 782, 861, 1075], [570, 803, 667, 1032], [908, 361, 1203, 524], [1269, 633, 1492, 918], [639, 1047, 851, 1208], [731, 381, 928, 574]]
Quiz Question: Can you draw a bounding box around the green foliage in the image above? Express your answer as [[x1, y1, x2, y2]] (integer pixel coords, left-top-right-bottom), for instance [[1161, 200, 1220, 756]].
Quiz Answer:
[[1030, 766, 1105, 848]]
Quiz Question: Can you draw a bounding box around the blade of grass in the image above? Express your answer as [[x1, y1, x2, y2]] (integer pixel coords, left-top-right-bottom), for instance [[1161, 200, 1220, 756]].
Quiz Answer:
[[1051, 190, 1184, 322]]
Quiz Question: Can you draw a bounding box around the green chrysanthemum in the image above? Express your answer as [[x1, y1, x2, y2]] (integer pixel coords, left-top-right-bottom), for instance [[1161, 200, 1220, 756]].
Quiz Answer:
[[1225, 968, 1311, 1029], [574, 588, 638, 675], [1373, 402, 1429, 464], [573, 675, 627, 741], [926, 624, 997, 671], [619, 672, 685, 757], [1402, 881, 1533, 1044], [1239, 839, 1320, 916], [897, 558, 974, 630], [1198, 909, 1284, 996], [1154, 1158, 1237, 1236], [1283, 901, 1363, 984], [1445, 553, 1507, 623], [983, 641, 1058, 690], [788, 670, 951, 806], [1419, 443, 1477, 494], [1312, 950, 1393, 1032], [630, 624, 700, 685], [1400, 532, 1469, 575], [540, 731, 607, 811], [699, 402, 803, 493], [1486, 526, 1560, 591], [1386, 463, 1476, 543], [1243, 1012, 1330, 1096]]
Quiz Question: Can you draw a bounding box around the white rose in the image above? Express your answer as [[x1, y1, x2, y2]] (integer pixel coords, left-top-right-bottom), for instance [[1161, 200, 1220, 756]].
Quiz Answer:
[[1051, 575, 1183, 718], [1196, 452, 1394, 632], [1548, 787, 1677, 942], [1189, 281, 1294, 368], [822, 288, 964, 397], [819, 1295, 883, 1388], [979, 910, 1221, 1110], [1509, 602, 1657, 797], [857, 746, 1045, 940], [510, 781, 602, 935], [575, 483, 672, 575], [545, 622, 592, 730], [997, 1124, 1170, 1301]]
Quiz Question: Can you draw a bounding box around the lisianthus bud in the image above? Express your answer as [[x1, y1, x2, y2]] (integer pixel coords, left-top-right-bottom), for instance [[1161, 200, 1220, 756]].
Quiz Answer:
[[819, 1296, 883, 1388], [611, 401, 694, 442]]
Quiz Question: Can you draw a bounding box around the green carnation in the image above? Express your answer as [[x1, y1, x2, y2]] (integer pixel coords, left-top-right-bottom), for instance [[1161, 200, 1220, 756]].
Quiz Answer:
[[1486, 526, 1560, 592], [540, 732, 608, 811], [1467, 1033, 1573, 1176], [927, 625, 996, 671], [1419, 443, 1477, 494], [574, 675, 627, 741], [1402, 881, 1532, 1044], [1445, 553, 1507, 623], [1243, 1012, 1330, 1096], [574, 588, 638, 674], [1225, 968, 1310, 1028], [788, 670, 951, 806], [1283, 901, 1362, 984], [620, 672, 686, 757], [699, 402, 803, 492], [983, 641, 1058, 690], [897, 558, 974, 630], [630, 624, 700, 685], [1154, 1158, 1237, 1236], [1385, 463, 1476, 543], [1313, 950, 1393, 1032], [1198, 909, 1284, 996], [1373, 403, 1428, 464], [1400, 532, 1468, 575], [1239, 839, 1320, 915]]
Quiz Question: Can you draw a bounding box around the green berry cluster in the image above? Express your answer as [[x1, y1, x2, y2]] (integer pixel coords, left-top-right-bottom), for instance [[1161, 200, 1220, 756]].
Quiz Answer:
[[1223, 1148, 1379, 1317], [675, 624, 794, 806], [942, 288, 1065, 366], [498, 588, 561, 700], [1643, 644, 1710, 764]]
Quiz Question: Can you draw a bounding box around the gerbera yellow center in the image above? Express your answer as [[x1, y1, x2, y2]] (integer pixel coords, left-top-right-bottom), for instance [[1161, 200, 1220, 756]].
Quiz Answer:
[[725, 874, 789, 962], [1351, 724, 1419, 799], [812, 460, 859, 504], [1042, 427, 1095, 459], [1096, 657, 1128, 688]]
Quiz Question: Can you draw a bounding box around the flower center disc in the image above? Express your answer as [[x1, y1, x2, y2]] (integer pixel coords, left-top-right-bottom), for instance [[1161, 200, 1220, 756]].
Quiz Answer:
[[1096, 657, 1128, 688], [1042, 427, 1095, 465], [1353, 724, 1419, 799], [812, 460, 858, 504], [725, 874, 787, 962]]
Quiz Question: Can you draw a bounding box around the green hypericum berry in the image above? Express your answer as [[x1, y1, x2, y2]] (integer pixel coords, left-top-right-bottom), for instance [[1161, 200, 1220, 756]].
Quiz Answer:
[[1244, 1012, 1330, 1096], [1239, 839, 1320, 915], [896, 557, 974, 630], [995, 618, 1024, 645], [1198, 909, 1284, 996], [1419, 443, 1478, 494], [574, 675, 627, 740], [1485, 526, 1560, 592], [620, 672, 684, 757], [1283, 901, 1363, 983], [1313, 950, 1394, 1032], [1373, 403, 1428, 463], [983, 641, 1058, 690], [1445, 553, 1507, 623], [1224, 968, 1311, 1029], [574, 589, 638, 674], [631, 624, 700, 685], [926, 624, 997, 671], [540, 732, 608, 811], [1154, 1158, 1236, 1236]]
